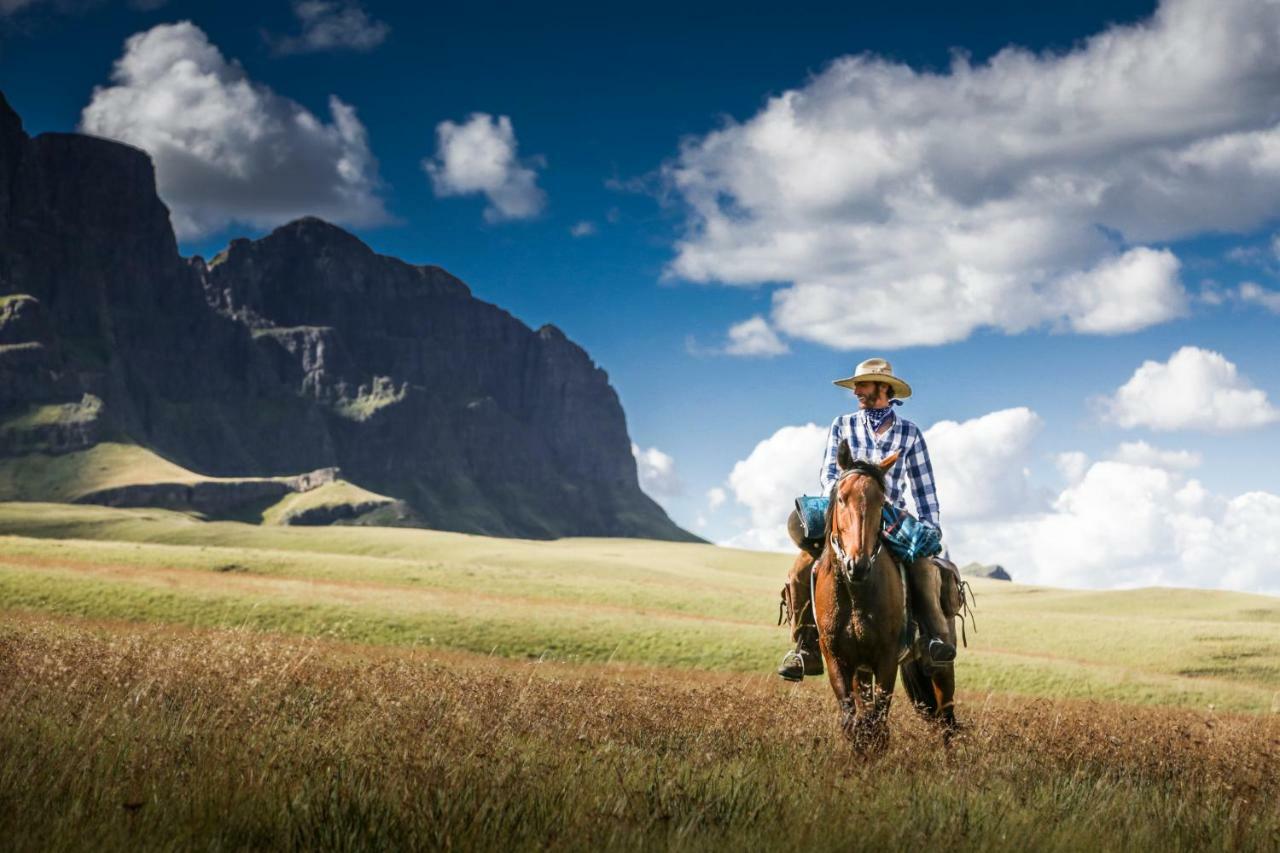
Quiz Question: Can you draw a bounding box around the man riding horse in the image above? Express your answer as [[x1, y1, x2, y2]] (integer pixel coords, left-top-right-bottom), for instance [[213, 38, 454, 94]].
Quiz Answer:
[[778, 357, 960, 682]]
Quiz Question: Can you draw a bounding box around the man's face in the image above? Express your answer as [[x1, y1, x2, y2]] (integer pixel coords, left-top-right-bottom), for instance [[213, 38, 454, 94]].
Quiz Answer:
[[853, 381, 890, 409]]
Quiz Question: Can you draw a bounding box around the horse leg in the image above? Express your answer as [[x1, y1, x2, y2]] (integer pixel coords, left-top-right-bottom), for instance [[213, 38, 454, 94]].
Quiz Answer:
[[825, 652, 858, 742], [849, 667, 882, 752], [860, 658, 897, 755]]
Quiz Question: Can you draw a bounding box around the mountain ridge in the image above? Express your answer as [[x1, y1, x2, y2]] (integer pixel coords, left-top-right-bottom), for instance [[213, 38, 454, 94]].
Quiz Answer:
[[0, 91, 698, 542]]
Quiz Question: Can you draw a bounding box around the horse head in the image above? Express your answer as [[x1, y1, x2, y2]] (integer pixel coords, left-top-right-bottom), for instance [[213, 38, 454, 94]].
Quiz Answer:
[[827, 440, 899, 584]]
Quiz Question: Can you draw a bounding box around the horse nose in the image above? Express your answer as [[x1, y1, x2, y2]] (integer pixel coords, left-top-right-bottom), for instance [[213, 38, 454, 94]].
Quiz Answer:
[[853, 554, 875, 578]]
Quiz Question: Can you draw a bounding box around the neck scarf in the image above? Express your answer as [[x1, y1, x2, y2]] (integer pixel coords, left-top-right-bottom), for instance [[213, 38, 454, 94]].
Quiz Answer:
[[864, 400, 902, 432]]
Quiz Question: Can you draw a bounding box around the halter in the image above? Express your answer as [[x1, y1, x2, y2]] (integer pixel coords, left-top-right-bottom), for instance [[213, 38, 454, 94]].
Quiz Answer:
[[828, 462, 886, 586]]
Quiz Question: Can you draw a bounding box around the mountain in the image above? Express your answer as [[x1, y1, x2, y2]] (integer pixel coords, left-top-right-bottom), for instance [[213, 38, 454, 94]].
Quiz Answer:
[[0, 91, 697, 542], [963, 563, 1013, 581]]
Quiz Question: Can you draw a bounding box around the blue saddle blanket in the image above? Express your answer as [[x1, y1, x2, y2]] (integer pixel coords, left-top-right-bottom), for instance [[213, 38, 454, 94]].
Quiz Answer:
[[793, 496, 941, 564]]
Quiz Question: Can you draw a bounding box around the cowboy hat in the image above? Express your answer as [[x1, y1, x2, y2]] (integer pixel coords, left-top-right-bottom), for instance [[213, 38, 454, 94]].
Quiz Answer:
[[833, 357, 912, 399]]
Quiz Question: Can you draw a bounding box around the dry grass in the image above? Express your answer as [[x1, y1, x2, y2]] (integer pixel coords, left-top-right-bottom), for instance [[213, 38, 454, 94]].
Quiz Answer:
[[3, 613, 1279, 852]]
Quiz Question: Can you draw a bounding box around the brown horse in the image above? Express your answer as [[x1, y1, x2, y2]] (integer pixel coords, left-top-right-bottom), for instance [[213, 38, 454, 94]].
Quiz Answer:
[[813, 440, 957, 750]]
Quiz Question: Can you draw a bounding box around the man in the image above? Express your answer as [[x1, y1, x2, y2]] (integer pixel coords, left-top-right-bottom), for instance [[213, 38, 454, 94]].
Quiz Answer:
[[777, 357, 956, 682]]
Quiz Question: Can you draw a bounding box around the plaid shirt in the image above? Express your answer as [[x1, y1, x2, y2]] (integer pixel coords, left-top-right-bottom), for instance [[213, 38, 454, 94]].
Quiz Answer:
[[818, 410, 942, 533]]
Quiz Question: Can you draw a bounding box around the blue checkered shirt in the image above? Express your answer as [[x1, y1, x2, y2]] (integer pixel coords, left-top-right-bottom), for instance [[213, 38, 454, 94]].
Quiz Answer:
[[819, 410, 942, 534]]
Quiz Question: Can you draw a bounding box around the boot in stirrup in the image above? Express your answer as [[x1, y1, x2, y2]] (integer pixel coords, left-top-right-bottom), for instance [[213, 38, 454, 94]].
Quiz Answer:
[[777, 627, 824, 681]]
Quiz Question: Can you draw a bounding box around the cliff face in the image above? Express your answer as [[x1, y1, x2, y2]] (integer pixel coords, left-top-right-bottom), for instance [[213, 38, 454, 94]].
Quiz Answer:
[[0, 92, 695, 541]]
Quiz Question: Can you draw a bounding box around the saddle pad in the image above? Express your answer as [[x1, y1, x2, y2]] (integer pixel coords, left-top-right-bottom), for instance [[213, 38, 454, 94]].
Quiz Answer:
[[794, 495, 829, 539]]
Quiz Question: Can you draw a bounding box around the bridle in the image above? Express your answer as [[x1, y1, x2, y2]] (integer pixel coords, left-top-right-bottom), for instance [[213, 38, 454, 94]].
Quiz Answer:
[[827, 462, 886, 586]]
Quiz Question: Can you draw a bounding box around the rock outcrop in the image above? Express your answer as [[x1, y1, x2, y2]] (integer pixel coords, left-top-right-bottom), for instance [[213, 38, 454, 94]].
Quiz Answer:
[[0, 91, 696, 542]]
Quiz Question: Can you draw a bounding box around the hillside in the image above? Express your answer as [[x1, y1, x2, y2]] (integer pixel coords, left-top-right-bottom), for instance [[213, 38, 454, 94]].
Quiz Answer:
[[2, 501, 1277, 712]]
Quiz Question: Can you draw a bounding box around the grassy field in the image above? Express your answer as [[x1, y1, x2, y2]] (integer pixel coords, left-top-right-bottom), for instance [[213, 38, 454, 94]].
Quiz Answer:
[[2, 500, 1279, 849]]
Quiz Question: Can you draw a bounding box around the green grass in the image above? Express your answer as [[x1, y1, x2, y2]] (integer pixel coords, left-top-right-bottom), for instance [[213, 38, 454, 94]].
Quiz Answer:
[[2, 616, 1278, 853], [0, 443, 214, 501], [0, 393, 101, 430], [260, 479, 394, 525], [3, 501, 1279, 850], [1, 501, 1278, 712]]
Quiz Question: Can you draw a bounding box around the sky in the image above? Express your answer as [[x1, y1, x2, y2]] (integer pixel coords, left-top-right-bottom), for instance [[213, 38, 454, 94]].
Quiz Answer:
[[3, 0, 1279, 593]]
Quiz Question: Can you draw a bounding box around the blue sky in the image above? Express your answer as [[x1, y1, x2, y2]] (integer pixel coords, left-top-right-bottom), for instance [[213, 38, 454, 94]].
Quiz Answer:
[[3, 0, 1279, 591]]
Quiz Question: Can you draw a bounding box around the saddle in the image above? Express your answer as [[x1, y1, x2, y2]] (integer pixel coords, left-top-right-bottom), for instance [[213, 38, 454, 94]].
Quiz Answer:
[[793, 495, 942, 565], [791, 495, 971, 659]]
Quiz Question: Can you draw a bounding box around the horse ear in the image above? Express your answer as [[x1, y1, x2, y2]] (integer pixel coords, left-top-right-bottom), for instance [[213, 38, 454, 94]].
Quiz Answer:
[[837, 439, 855, 472], [878, 451, 900, 472]]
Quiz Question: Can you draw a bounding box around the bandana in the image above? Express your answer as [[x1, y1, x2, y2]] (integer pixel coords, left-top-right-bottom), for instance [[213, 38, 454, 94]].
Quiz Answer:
[[864, 400, 902, 432]]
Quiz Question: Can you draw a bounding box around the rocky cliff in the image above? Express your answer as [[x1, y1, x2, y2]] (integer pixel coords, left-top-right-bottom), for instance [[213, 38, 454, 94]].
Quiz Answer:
[[0, 92, 696, 541]]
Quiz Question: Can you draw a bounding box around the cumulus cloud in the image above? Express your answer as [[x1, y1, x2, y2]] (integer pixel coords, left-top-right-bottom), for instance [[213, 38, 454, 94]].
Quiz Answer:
[[424, 113, 546, 223], [632, 443, 682, 499], [1237, 281, 1280, 313], [663, 0, 1280, 349], [1110, 440, 1201, 470], [923, 407, 1044, 521], [724, 316, 789, 357], [722, 423, 828, 551], [948, 458, 1280, 593], [1055, 451, 1089, 486], [270, 1, 389, 55], [569, 221, 597, 238], [79, 22, 387, 239], [706, 487, 726, 510], [1101, 346, 1279, 431], [719, 408, 1279, 592]]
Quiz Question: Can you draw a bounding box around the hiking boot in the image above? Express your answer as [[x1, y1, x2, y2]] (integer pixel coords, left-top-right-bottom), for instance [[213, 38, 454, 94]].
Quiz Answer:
[[927, 637, 957, 663], [777, 645, 824, 681]]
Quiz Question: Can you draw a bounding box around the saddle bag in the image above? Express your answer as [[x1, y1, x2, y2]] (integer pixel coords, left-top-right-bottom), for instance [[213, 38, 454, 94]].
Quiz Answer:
[[794, 496, 829, 539], [794, 496, 942, 565], [880, 504, 942, 564]]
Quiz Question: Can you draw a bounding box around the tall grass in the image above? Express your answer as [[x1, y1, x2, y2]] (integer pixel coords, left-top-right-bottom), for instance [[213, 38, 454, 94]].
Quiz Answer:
[[2, 616, 1278, 851]]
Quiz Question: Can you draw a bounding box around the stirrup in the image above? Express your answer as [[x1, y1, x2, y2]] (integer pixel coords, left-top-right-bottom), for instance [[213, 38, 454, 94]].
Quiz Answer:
[[777, 649, 807, 682], [928, 637, 957, 663]]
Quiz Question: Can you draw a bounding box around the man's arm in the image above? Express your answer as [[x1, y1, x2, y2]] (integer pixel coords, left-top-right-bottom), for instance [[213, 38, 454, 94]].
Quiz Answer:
[[818, 415, 845, 493], [903, 426, 941, 533]]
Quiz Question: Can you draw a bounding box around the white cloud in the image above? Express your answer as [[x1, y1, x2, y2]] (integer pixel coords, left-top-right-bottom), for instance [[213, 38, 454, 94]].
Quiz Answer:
[[569, 220, 596, 238], [1237, 281, 1280, 313], [706, 486, 726, 510], [724, 316, 789, 357], [271, 1, 389, 55], [1053, 248, 1187, 334], [924, 407, 1044, 521], [662, 0, 1280, 348], [721, 410, 1280, 593], [631, 443, 682, 499], [79, 22, 387, 239], [1102, 346, 1279, 431], [948, 458, 1280, 594], [424, 113, 546, 223], [1110, 440, 1201, 470], [723, 423, 828, 551], [1055, 451, 1089, 485]]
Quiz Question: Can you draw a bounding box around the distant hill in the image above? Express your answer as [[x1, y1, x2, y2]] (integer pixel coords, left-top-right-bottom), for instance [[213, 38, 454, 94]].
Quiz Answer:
[[963, 562, 1012, 581], [0, 91, 697, 542]]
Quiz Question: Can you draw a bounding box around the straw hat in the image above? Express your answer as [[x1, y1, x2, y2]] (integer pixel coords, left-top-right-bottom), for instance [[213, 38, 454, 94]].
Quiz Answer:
[[833, 357, 912, 399]]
